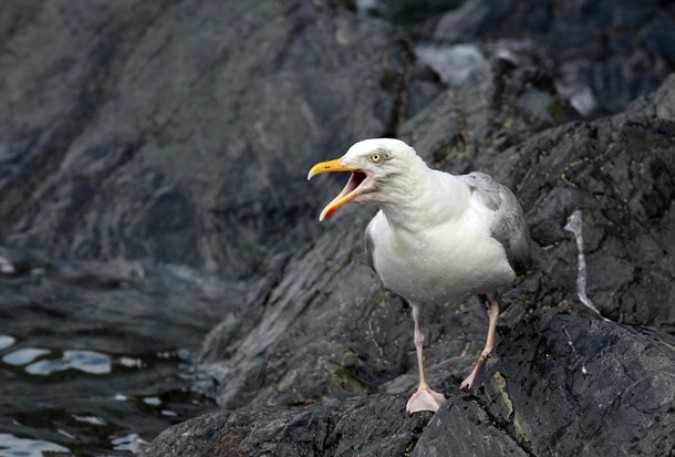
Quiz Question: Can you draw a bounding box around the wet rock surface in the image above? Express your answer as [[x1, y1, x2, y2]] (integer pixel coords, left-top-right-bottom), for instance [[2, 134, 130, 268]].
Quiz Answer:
[[0, 247, 247, 454]]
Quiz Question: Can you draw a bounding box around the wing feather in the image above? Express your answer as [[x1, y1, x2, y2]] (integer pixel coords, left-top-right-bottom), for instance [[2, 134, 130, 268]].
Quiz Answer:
[[460, 172, 532, 275]]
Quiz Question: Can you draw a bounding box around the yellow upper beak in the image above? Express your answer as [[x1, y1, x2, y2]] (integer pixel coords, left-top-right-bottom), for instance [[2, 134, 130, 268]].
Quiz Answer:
[[307, 158, 353, 180], [307, 158, 357, 221]]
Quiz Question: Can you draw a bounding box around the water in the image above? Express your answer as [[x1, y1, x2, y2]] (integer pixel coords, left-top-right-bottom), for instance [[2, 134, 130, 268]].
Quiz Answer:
[[0, 250, 247, 455]]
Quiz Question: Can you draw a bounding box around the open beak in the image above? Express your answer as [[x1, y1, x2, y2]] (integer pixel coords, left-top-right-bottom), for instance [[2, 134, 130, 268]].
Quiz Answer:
[[307, 158, 368, 221]]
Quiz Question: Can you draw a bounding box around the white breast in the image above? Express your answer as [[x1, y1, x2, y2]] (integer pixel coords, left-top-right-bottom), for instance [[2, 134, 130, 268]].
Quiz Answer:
[[369, 209, 515, 305]]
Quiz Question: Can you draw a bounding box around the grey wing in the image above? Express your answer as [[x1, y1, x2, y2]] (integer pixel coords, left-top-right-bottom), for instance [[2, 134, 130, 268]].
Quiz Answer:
[[461, 172, 532, 275]]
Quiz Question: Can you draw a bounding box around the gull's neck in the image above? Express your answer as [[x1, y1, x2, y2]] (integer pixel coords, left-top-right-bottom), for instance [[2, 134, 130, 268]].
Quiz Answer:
[[377, 165, 470, 233]]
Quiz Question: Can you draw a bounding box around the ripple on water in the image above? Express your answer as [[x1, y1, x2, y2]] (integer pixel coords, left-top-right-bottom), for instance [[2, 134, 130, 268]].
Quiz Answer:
[[111, 433, 146, 453], [0, 255, 15, 274], [63, 350, 112, 374], [2, 348, 50, 366], [73, 415, 107, 426], [118, 356, 143, 368], [0, 335, 16, 351], [142, 396, 162, 406], [24, 350, 112, 376], [0, 433, 69, 457]]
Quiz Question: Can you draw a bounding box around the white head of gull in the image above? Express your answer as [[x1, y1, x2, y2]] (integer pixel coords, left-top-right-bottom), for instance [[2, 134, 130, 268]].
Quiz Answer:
[[308, 138, 531, 414]]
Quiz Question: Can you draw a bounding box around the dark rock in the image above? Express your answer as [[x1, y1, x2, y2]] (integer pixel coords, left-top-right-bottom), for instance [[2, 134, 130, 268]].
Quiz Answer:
[[414, 314, 675, 457], [401, 46, 575, 170], [432, 0, 675, 115], [413, 396, 529, 457], [486, 76, 675, 330], [143, 394, 429, 457], [357, 0, 465, 26], [0, 0, 421, 279]]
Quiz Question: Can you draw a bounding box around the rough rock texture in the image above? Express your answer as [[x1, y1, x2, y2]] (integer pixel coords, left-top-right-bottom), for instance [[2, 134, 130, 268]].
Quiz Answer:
[[145, 54, 675, 457], [431, 0, 675, 115], [415, 315, 675, 457], [0, 0, 418, 279], [486, 77, 675, 331], [141, 395, 429, 457]]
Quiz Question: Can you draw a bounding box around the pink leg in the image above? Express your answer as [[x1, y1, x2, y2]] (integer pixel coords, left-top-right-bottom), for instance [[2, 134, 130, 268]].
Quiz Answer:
[[460, 294, 500, 390], [406, 304, 447, 413]]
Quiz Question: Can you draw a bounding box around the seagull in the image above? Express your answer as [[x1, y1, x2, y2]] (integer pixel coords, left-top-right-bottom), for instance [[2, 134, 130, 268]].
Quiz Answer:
[[307, 138, 531, 414]]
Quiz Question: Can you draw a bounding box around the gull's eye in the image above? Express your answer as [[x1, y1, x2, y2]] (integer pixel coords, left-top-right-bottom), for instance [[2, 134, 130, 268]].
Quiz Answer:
[[369, 152, 383, 164]]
